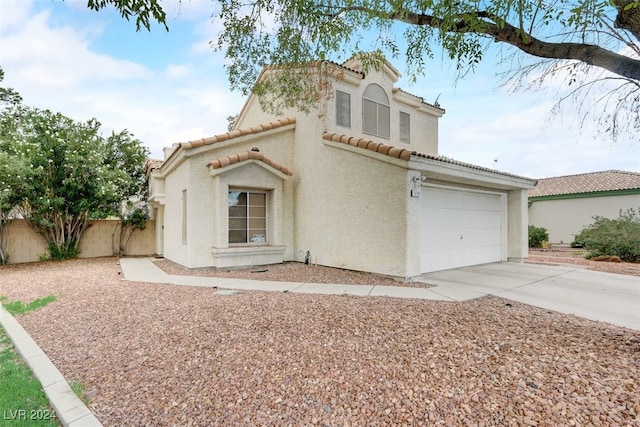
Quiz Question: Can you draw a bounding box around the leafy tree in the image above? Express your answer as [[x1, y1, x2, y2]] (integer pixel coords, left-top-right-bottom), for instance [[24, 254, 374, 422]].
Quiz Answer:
[[0, 68, 23, 264], [0, 152, 23, 264], [0, 104, 149, 260], [0, 69, 22, 107], [87, 0, 639, 138], [113, 201, 149, 257]]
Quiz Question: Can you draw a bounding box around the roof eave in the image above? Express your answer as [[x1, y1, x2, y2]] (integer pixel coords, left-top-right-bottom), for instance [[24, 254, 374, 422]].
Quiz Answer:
[[409, 156, 537, 190], [529, 187, 640, 201]]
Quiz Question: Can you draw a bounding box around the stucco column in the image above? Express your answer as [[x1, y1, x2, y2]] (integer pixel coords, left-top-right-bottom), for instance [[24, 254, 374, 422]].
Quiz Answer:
[[507, 189, 529, 262], [404, 172, 423, 278], [155, 205, 164, 257]]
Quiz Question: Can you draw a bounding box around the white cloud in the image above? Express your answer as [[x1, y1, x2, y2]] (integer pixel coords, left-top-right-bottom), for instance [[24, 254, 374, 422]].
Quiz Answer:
[[438, 85, 640, 178], [0, 0, 245, 159], [165, 64, 192, 79], [1, 0, 636, 177], [1, 6, 151, 90]]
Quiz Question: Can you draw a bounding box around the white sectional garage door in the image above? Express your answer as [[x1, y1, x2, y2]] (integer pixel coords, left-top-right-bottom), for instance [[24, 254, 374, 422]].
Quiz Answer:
[[420, 186, 505, 273]]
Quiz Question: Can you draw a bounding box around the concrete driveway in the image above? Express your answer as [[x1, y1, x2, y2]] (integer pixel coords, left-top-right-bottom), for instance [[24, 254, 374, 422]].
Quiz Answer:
[[415, 263, 640, 330]]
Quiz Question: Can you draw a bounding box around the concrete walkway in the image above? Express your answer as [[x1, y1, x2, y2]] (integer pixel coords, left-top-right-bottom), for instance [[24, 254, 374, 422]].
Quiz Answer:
[[120, 258, 639, 330], [0, 306, 103, 426], [119, 257, 453, 300]]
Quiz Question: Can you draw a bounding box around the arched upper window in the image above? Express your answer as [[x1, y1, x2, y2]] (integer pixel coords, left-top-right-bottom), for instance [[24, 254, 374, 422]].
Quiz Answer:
[[362, 84, 390, 138]]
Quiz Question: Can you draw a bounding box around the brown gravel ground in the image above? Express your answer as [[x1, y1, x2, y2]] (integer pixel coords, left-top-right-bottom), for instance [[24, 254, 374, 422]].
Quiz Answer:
[[155, 259, 434, 288], [1, 258, 639, 426], [526, 248, 640, 277]]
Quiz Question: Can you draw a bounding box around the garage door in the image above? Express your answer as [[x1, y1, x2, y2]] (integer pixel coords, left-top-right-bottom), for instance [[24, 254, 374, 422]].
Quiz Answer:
[[420, 186, 504, 272]]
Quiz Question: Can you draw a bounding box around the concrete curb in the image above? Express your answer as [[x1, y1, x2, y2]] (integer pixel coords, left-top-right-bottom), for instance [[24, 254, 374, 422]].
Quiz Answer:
[[0, 306, 103, 426]]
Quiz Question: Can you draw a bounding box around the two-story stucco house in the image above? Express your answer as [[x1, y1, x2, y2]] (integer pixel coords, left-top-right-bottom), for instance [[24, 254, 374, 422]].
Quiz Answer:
[[147, 57, 537, 278]]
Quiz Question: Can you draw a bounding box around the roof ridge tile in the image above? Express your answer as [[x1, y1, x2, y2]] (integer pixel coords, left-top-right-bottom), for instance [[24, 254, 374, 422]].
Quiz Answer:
[[178, 117, 296, 151], [208, 150, 293, 176]]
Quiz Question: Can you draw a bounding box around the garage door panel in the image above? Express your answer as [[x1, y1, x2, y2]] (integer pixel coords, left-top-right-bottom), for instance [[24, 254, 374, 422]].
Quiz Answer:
[[420, 187, 505, 273], [426, 189, 502, 210], [423, 209, 501, 228]]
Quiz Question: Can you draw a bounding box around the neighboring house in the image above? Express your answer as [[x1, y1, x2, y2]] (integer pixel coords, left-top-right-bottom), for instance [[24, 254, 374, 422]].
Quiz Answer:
[[528, 170, 640, 244], [147, 57, 537, 278]]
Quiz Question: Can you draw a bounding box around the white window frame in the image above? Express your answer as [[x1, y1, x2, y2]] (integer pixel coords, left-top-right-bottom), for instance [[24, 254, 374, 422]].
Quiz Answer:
[[228, 190, 268, 245], [336, 90, 351, 128], [399, 111, 410, 144], [362, 84, 390, 139]]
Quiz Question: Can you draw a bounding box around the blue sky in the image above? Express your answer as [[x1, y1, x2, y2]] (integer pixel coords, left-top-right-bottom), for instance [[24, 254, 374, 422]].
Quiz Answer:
[[1, 0, 638, 178]]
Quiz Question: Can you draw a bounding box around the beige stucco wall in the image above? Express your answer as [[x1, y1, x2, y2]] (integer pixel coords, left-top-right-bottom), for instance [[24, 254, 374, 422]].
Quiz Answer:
[[529, 194, 640, 244], [323, 69, 441, 156], [507, 189, 529, 261], [290, 117, 410, 277], [162, 159, 190, 266], [228, 62, 440, 277], [209, 162, 293, 268], [236, 63, 441, 158], [159, 128, 296, 268], [4, 219, 155, 264]]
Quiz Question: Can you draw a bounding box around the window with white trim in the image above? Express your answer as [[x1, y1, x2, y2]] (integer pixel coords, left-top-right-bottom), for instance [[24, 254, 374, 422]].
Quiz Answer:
[[228, 190, 267, 244], [362, 84, 390, 138], [400, 111, 410, 143], [336, 90, 351, 128]]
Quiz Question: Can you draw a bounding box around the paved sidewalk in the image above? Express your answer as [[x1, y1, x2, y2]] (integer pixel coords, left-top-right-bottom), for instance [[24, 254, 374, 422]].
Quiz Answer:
[[120, 258, 640, 330]]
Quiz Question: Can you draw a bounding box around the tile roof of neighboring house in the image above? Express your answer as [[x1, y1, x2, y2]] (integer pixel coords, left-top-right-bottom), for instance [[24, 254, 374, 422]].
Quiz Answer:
[[145, 158, 164, 175], [208, 150, 293, 176], [179, 117, 296, 150], [528, 170, 640, 197], [322, 132, 533, 180]]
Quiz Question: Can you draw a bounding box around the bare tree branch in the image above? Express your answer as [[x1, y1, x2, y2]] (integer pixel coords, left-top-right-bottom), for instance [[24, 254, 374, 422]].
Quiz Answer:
[[332, 6, 640, 81]]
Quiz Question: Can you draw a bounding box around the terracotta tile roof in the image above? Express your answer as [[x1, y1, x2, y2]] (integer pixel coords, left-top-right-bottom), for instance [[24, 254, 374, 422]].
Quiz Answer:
[[322, 132, 532, 180], [145, 158, 164, 176], [322, 132, 414, 161], [208, 150, 293, 176], [410, 152, 532, 180], [179, 117, 296, 150], [528, 170, 640, 197]]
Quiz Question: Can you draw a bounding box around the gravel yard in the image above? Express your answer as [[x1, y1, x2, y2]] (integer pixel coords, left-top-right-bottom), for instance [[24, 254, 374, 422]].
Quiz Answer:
[[527, 248, 640, 276], [1, 258, 639, 426], [155, 259, 434, 288]]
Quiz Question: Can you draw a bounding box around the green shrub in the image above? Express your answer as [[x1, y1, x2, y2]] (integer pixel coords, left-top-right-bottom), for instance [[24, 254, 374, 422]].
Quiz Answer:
[[528, 225, 549, 248], [572, 208, 640, 262]]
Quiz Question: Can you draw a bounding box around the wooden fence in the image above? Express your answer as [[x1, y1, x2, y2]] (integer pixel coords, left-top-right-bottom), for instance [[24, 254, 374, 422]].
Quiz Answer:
[[3, 219, 156, 264]]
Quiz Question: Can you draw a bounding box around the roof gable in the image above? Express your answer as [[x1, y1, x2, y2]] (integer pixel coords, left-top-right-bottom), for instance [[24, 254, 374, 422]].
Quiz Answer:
[[208, 150, 293, 176], [179, 117, 295, 150], [342, 55, 401, 82], [529, 170, 640, 197], [152, 118, 296, 174]]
